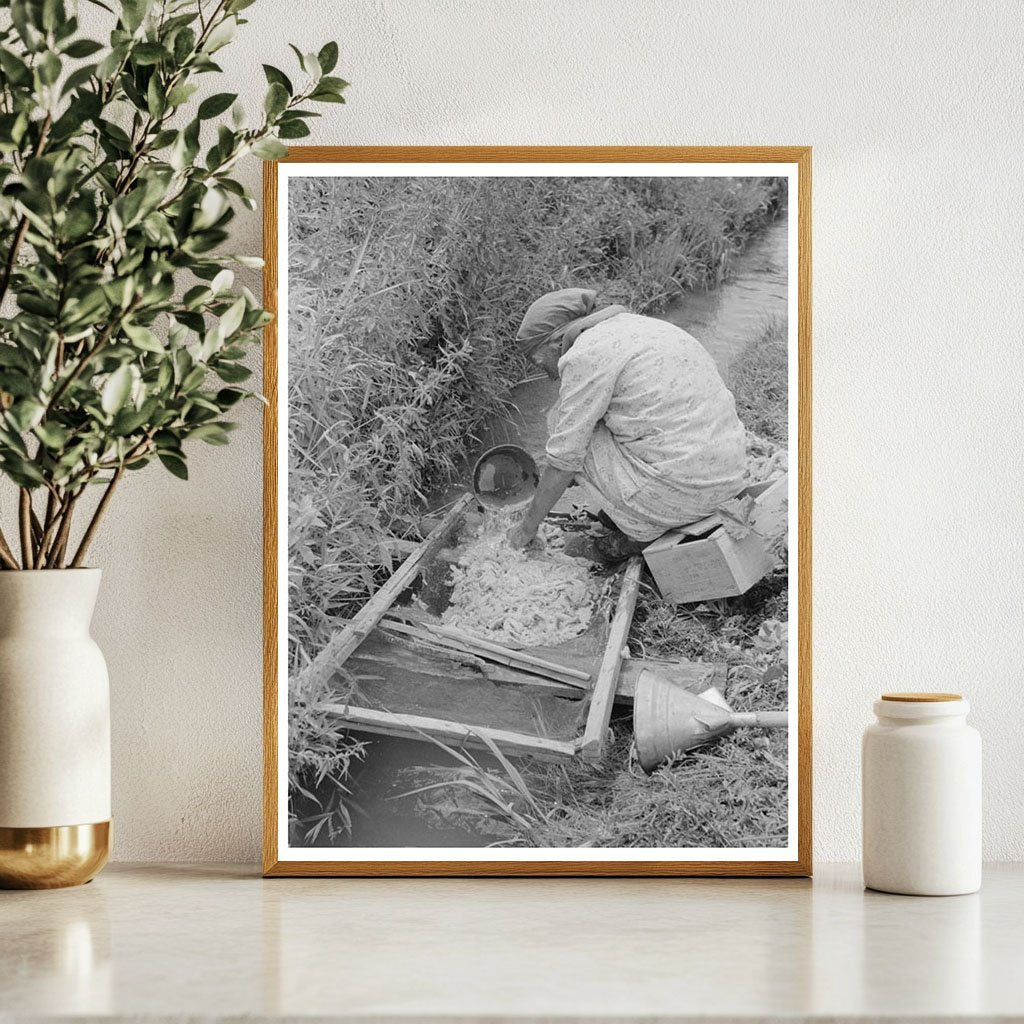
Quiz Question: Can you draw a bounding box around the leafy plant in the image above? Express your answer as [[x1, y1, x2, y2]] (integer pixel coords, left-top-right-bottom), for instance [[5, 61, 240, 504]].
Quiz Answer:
[[0, 0, 347, 569]]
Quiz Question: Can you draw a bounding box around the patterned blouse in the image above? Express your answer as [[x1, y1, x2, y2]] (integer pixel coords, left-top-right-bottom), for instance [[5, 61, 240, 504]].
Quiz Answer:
[[545, 312, 747, 541]]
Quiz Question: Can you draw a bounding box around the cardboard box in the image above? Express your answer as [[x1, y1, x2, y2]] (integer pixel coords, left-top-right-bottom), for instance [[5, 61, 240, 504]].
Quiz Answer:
[[642, 474, 788, 604]]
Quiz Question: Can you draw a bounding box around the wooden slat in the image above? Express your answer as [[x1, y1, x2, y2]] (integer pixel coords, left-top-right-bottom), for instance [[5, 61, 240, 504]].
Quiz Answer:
[[580, 557, 644, 761], [421, 623, 592, 682], [324, 704, 578, 762], [378, 619, 590, 689], [616, 658, 727, 704], [358, 632, 585, 697], [294, 492, 473, 692]]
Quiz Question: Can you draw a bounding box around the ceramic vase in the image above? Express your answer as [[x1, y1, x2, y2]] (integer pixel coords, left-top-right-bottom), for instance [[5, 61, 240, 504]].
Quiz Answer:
[[0, 569, 110, 888], [862, 692, 981, 896]]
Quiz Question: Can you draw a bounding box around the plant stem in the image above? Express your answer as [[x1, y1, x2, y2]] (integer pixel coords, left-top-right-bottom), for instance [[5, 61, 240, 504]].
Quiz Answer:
[[45, 492, 79, 569], [0, 527, 19, 570], [35, 488, 66, 566], [18, 489, 34, 569], [29, 507, 43, 546], [42, 489, 56, 534], [0, 217, 30, 310], [0, 114, 52, 309], [70, 466, 124, 568]]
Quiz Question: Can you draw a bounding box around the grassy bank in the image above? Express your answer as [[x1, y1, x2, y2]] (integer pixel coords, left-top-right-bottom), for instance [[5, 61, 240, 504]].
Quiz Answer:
[[287, 176, 785, 838], [730, 316, 789, 444]]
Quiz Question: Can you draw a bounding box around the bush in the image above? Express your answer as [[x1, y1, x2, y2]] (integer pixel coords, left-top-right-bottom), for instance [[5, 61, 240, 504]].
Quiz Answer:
[[729, 315, 789, 444]]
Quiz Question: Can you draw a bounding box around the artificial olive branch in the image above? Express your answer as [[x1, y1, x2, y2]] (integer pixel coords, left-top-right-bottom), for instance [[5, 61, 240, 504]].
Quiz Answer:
[[0, 0, 347, 568]]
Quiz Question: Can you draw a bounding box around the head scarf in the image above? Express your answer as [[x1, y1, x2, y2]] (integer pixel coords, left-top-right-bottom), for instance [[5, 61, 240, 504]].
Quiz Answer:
[[515, 288, 627, 359]]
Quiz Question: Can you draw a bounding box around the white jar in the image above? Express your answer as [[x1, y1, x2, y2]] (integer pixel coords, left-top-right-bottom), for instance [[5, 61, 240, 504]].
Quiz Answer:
[[862, 693, 981, 895]]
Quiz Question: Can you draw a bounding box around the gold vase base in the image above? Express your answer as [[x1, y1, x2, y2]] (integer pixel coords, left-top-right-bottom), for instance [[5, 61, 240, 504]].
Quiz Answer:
[[0, 821, 110, 889]]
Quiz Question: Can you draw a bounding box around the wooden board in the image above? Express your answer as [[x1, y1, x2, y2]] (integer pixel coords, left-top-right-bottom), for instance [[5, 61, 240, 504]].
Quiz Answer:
[[293, 493, 473, 692], [580, 556, 644, 761], [363, 625, 727, 707], [616, 658, 727, 703], [327, 704, 579, 762]]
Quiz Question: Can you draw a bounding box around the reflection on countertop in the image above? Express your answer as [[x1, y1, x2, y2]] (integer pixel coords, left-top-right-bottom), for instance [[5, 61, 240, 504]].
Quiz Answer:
[[1, 863, 1020, 1020]]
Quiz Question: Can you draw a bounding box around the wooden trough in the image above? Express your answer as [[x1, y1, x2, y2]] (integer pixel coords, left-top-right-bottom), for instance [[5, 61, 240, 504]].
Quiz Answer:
[[295, 493, 647, 764]]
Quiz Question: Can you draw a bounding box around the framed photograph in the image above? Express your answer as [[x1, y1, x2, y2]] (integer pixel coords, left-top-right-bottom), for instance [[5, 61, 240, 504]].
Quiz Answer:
[[263, 147, 811, 876]]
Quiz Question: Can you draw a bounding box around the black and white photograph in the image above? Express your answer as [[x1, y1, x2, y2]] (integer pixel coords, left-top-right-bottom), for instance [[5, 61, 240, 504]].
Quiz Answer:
[[267, 150, 810, 874]]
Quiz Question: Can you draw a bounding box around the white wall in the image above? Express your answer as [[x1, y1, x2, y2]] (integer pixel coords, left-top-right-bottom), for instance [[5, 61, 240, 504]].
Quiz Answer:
[[71, 0, 1024, 862]]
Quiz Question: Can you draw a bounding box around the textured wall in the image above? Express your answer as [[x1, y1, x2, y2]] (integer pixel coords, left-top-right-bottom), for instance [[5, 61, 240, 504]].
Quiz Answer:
[[62, 0, 1024, 862]]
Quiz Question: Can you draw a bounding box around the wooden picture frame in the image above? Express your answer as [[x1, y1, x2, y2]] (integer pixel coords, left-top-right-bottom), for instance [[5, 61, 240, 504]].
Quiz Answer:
[[263, 147, 812, 877]]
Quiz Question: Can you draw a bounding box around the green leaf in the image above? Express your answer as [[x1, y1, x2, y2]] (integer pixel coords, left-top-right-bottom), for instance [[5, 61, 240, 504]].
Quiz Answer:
[[251, 137, 287, 160], [101, 364, 133, 414], [262, 63, 292, 94], [61, 62, 97, 96], [0, 49, 33, 86], [203, 15, 236, 53], [112, 404, 152, 435], [158, 452, 188, 479], [18, 292, 58, 317], [214, 361, 251, 383], [113, 187, 148, 228], [278, 120, 309, 139], [210, 268, 233, 294], [9, 399, 45, 432], [38, 51, 62, 86], [147, 74, 166, 117], [1, 456, 46, 487], [299, 50, 321, 80], [96, 43, 128, 81], [181, 365, 206, 391], [189, 422, 231, 445], [172, 26, 196, 64], [34, 421, 70, 449], [264, 81, 288, 117], [198, 91, 236, 119], [123, 321, 164, 353], [10, 1, 44, 51], [166, 81, 199, 107], [121, 0, 153, 33], [317, 41, 339, 75], [102, 277, 134, 309], [149, 128, 177, 149], [215, 388, 247, 408], [309, 87, 346, 104], [132, 42, 168, 66], [318, 75, 349, 93], [217, 296, 246, 340], [195, 186, 226, 229], [63, 38, 104, 58]]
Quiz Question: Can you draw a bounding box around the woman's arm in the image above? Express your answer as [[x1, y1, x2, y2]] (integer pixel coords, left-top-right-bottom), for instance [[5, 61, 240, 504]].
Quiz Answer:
[[508, 465, 576, 549]]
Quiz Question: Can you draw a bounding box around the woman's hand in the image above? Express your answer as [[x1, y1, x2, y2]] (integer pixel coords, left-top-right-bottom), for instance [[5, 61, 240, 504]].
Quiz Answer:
[[507, 522, 539, 550]]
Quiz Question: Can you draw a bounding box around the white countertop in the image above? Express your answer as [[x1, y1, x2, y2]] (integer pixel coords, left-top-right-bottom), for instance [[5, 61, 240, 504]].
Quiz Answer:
[[2, 862, 1022, 1021]]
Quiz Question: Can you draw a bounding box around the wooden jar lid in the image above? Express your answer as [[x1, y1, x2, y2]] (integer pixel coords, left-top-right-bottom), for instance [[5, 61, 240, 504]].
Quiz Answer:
[[881, 692, 962, 702]]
